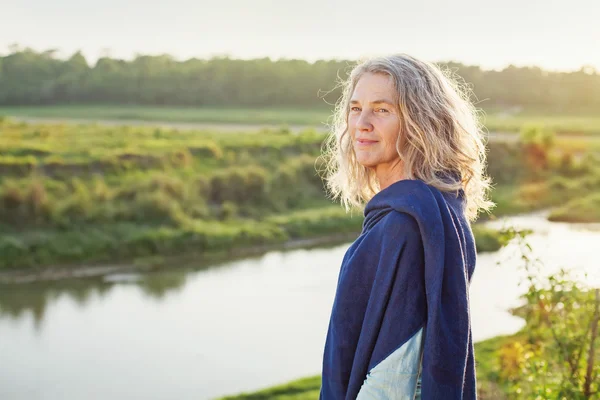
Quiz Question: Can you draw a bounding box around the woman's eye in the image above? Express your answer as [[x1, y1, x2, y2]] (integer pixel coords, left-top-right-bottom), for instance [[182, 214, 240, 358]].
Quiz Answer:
[[376, 108, 389, 113], [350, 107, 361, 112]]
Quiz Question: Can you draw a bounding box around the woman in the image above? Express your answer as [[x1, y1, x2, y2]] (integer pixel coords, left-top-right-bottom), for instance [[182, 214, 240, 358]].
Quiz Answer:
[[319, 54, 494, 399]]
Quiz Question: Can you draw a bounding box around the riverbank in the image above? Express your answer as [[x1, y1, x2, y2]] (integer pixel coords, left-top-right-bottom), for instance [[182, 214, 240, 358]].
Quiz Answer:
[[0, 220, 508, 284], [1, 118, 598, 277], [217, 331, 520, 399], [0, 230, 360, 284], [0, 118, 513, 276]]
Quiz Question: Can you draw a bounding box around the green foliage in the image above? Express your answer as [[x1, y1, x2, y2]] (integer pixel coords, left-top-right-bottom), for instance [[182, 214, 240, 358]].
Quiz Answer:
[[486, 142, 524, 185], [472, 225, 508, 253], [518, 125, 557, 178], [485, 185, 534, 218], [2, 48, 600, 114], [267, 207, 363, 238], [218, 202, 239, 221], [0, 121, 331, 268], [496, 228, 600, 399], [209, 166, 269, 206], [0, 221, 290, 270], [483, 113, 600, 136], [520, 125, 556, 149], [0, 118, 598, 269], [549, 193, 600, 223], [219, 376, 322, 400]]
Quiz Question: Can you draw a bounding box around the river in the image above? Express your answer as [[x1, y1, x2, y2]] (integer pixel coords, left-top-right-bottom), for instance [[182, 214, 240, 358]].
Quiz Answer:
[[0, 211, 599, 400]]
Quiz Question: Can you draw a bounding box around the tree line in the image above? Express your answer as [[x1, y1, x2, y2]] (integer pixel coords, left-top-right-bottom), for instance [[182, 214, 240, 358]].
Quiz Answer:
[[1, 46, 599, 111]]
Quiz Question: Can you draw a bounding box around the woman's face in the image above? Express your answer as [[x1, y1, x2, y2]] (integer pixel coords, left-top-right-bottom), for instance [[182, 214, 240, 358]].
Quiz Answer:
[[348, 72, 402, 173]]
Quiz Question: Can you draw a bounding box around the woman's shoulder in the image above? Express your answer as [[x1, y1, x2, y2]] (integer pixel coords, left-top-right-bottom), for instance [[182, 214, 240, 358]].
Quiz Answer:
[[365, 209, 422, 246], [365, 179, 453, 216], [365, 179, 466, 231]]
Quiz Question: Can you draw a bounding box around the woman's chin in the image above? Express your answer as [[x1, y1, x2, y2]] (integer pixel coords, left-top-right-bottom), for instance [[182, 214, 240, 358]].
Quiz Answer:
[[357, 159, 378, 169]]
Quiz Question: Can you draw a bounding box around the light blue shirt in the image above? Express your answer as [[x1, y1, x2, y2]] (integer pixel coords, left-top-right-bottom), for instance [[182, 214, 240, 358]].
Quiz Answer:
[[356, 327, 424, 399]]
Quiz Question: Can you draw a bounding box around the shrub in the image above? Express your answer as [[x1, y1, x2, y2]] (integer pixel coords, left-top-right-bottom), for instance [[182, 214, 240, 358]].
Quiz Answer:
[[209, 166, 269, 206], [486, 142, 523, 185], [519, 125, 556, 176]]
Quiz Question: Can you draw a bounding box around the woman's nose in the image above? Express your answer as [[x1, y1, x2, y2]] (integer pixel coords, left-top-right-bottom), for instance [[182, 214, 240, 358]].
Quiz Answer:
[[357, 111, 373, 132]]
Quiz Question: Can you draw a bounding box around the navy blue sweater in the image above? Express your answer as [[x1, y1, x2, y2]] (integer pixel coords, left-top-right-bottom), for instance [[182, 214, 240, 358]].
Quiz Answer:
[[320, 179, 477, 399]]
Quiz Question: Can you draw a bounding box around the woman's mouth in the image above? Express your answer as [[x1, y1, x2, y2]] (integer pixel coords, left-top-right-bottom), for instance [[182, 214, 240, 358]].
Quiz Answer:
[[356, 139, 378, 146]]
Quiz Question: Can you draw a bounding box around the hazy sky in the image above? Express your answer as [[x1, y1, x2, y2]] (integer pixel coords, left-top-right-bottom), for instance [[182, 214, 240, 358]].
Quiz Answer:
[[3, 0, 599, 71]]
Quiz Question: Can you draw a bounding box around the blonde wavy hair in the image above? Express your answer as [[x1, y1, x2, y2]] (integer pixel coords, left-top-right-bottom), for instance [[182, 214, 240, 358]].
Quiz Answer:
[[321, 54, 494, 222]]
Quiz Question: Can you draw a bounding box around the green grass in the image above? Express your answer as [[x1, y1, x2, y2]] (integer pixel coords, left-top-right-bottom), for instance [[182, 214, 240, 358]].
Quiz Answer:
[[219, 376, 321, 400], [472, 225, 506, 253], [548, 192, 600, 222], [0, 117, 598, 270], [0, 205, 357, 270], [267, 206, 364, 238], [485, 184, 533, 218], [217, 333, 519, 400], [0, 105, 332, 126], [482, 113, 600, 135], [2, 105, 600, 135], [555, 135, 600, 152], [0, 203, 508, 270], [0, 118, 332, 269]]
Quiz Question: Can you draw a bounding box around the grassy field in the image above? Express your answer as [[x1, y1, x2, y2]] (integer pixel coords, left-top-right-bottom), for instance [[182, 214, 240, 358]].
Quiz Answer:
[[0, 105, 332, 126], [0, 116, 598, 272], [482, 113, 600, 135], [0, 119, 506, 271], [0, 118, 353, 270], [2, 105, 600, 135]]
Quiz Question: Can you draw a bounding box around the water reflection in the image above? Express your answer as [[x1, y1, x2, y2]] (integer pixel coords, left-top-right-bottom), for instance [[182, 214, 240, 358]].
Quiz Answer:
[[0, 239, 349, 332], [0, 272, 190, 331], [137, 272, 188, 300], [0, 281, 111, 330]]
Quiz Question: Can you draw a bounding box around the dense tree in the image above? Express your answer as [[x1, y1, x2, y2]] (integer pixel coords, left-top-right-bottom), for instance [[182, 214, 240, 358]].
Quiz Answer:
[[0, 47, 599, 111]]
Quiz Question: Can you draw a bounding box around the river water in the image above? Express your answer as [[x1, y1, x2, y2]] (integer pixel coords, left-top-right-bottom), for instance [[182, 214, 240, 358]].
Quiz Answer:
[[1, 211, 598, 400]]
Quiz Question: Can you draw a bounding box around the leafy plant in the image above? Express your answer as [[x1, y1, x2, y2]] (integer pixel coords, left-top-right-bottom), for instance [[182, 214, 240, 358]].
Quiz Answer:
[[498, 227, 600, 399]]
